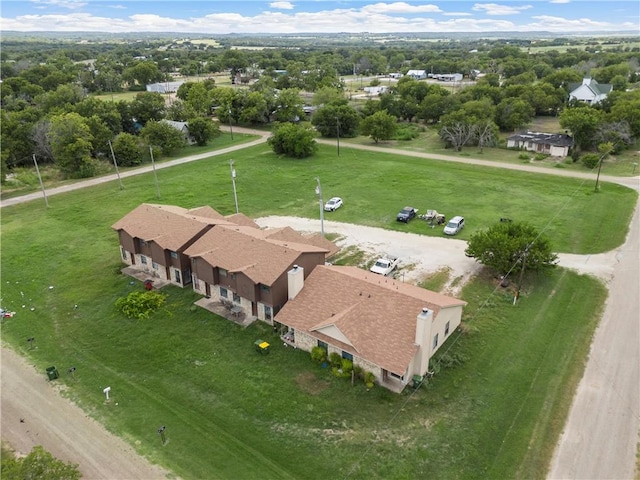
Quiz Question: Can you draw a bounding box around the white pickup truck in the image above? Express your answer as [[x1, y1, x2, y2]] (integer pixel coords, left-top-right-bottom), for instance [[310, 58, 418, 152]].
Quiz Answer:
[[369, 256, 399, 276]]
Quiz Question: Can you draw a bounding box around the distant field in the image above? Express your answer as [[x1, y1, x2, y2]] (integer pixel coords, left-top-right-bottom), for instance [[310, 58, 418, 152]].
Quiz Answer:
[[525, 39, 640, 53]]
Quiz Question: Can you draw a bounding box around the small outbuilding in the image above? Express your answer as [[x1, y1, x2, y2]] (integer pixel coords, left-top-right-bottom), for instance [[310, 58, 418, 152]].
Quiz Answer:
[[507, 131, 574, 157]]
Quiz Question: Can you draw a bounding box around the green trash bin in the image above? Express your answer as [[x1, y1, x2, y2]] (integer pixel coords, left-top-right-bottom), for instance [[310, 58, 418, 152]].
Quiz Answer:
[[46, 366, 59, 380]]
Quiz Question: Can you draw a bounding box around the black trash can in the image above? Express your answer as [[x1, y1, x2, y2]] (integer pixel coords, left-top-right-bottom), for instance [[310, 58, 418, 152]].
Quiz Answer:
[[46, 366, 59, 380]]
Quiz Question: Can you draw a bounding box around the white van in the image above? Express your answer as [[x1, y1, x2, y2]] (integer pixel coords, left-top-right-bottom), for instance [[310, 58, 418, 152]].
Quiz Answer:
[[444, 216, 465, 235]]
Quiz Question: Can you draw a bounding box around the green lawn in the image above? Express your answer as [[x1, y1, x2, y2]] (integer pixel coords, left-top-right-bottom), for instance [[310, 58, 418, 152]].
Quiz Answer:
[[0, 142, 634, 479]]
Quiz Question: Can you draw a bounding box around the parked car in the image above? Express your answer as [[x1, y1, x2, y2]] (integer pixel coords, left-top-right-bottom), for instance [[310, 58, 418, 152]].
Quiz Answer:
[[396, 206, 418, 223], [324, 197, 343, 211], [369, 256, 399, 276], [444, 216, 465, 235]]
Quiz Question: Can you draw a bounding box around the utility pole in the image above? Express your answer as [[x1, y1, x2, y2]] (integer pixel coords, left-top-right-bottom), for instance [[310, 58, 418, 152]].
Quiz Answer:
[[149, 147, 161, 199], [230, 160, 239, 214], [107, 140, 124, 190], [32, 154, 49, 208], [228, 108, 234, 140], [514, 247, 529, 306]]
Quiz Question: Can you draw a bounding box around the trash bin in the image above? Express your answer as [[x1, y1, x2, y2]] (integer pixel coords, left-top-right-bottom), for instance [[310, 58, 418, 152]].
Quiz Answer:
[[46, 366, 59, 380], [412, 374, 423, 389], [254, 340, 270, 354]]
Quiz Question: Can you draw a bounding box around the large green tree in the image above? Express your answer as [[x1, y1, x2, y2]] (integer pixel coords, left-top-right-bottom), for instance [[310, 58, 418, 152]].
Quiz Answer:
[[47, 112, 95, 177], [1, 445, 80, 480], [267, 122, 318, 158], [187, 117, 221, 146], [465, 222, 558, 277], [559, 106, 604, 151], [140, 120, 187, 156], [359, 110, 398, 143]]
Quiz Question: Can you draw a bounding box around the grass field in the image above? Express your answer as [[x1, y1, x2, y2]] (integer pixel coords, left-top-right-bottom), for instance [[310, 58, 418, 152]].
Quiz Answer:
[[1, 142, 635, 478]]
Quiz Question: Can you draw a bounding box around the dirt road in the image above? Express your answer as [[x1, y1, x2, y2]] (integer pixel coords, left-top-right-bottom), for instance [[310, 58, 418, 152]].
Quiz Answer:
[[1, 129, 638, 479], [1, 346, 171, 479]]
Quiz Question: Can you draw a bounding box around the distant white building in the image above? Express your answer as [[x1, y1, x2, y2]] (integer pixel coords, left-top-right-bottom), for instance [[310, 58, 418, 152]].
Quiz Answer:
[[405, 70, 427, 80], [507, 132, 574, 157], [364, 86, 389, 95], [146, 81, 184, 94], [433, 73, 463, 82], [568, 77, 613, 105]]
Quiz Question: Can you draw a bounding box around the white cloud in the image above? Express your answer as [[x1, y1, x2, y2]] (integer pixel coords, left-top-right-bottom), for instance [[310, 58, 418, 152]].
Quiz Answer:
[[1, 3, 636, 34], [269, 1, 295, 9], [549, 0, 570, 3], [31, 0, 87, 9], [360, 2, 442, 14], [472, 3, 533, 15]]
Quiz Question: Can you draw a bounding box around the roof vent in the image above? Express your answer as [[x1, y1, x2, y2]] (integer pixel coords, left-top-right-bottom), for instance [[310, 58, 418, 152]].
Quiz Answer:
[[422, 307, 429, 314], [293, 264, 298, 269]]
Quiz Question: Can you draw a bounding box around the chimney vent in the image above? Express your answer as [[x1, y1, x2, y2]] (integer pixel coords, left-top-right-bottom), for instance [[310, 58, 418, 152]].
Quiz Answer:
[[422, 307, 429, 314]]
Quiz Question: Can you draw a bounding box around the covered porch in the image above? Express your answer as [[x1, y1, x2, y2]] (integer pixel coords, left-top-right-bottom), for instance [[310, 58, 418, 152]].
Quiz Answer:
[[121, 266, 172, 289]]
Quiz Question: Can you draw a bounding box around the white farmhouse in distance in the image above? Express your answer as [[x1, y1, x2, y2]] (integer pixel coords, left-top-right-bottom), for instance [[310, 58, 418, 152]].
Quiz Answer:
[[568, 77, 613, 105]]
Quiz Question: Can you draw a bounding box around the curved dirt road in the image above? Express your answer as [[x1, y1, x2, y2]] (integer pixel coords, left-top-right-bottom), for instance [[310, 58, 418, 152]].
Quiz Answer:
[[1, 128, 638, 479], [1, 346, 171, 479]]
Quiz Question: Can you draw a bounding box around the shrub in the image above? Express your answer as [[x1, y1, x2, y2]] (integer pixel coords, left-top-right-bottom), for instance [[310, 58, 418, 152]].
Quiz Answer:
[[581, 153, 601, 169], [310, 346, 327, 364], [363, 371, 375, 388], [115, 290, 167, 320], [534, 153, 548, 161], [340, 358, 353, 375], [329, 352, 342, 368], [518, 152, 530, 160]]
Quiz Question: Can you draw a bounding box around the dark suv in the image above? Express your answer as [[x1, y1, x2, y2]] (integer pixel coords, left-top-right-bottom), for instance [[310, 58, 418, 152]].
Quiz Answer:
[[396, 207, 418, 223]]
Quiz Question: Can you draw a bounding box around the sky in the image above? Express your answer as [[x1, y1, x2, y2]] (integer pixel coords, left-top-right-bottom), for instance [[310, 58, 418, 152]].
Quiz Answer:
[[0, 1, 638, 34]]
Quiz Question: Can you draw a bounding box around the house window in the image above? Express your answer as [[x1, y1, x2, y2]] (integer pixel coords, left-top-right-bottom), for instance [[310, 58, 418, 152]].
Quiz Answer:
[[152, 261, 158, 270], [174, 269, 181, 284], [233, 292, 241, 303], [121, 247, 127, 260], [140, 255, 147, 265], [170, 251, 178, 259], [219, 268, 228, 277], [445, 321, 450, 336], [342, 351, 353, 361], [317, 340, 328, 351], [260, 284, 270, 293], [220, 287, 228, 298], [230, 273, 236, 280], [140, 240, 148, 247], [433, 333, 439, 349], [389, 372, 404, 381], [264, 305, 272, 321]]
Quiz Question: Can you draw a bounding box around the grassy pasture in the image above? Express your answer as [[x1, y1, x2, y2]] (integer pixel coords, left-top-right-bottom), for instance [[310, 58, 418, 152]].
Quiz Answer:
[[0, 142, 634, 478]]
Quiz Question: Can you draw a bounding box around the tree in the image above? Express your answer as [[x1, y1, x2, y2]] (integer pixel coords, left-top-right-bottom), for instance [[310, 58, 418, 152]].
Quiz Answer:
[[495, 98, 535, 131], [465, 222, 558, 276], [186, 82, 211, 116], [312, 86, 347, 106], [559, 106, 604, 151], [47, 112, 95, 177], [267, 122, 318, 158], [438, 120, 475, 152], [112, 132, 143, 167], [359, 110, 398, 143], [129, 92, 166, 127], [312, 104, 359, 138], [272, 88, 305, 123], [1, 445, 80, 480], [187, 117, 220, 146], [140, 120, 187, 156], [474, 119, 499, 153]]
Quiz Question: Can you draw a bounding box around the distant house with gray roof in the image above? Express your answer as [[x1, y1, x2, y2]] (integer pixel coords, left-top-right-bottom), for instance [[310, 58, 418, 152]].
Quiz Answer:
[[568, 77, 612, 105], [507, 131, 574, 157]]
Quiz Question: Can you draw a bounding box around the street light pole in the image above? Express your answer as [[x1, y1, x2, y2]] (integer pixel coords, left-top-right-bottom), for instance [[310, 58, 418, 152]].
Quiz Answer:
[[228, 108, 234, 140], [230, 159, 239, 214], [315, 177, 325, 238]]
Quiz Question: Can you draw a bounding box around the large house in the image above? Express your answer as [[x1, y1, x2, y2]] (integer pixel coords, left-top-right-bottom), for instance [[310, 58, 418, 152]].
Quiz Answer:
[[113, 204, 466, 393], [506, 131, 574, 157], [405, 69, 427, 80], [568, 77, 613, 105], [112, 204, 234, 287], [184, 225, 330, 322], [274, 265, 467, 392]]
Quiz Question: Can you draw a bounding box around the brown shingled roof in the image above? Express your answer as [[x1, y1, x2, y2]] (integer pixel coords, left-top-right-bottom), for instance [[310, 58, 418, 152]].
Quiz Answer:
[[275, 265, 466, 376], [111, 204, 231, 251], [184, 225, 328, 285], [264, 227, 340, 258]]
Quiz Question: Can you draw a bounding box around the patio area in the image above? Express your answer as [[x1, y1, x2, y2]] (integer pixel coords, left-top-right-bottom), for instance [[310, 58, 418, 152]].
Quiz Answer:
[[121, 266, 172, 289], [194, 297, 256, 327]]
